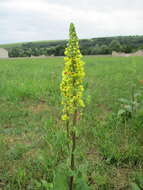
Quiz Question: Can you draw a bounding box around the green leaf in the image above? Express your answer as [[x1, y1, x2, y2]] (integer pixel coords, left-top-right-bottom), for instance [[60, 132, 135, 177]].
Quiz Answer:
[[118, 109, 125, 116], [118, 98, 129, 104], [76, 177, 90, 190], [53, 168, 68, 190], [134, 93, 141, 98], [124, 105, 132, 112], [130, 183, 140, 190], [41, 180, 53, 189], [135, 174, 143, 188]]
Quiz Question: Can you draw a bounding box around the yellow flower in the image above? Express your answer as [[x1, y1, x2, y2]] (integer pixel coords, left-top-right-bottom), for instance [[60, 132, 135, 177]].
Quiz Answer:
[[61, 114, 69, 121], [60, 23, 85, 121]]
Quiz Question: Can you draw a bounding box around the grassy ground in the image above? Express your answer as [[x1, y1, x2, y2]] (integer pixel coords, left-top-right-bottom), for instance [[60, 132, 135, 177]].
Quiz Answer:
[[0, 40, 65, 49], [0, 56, 143, 189], [0, 42, 23, 49]]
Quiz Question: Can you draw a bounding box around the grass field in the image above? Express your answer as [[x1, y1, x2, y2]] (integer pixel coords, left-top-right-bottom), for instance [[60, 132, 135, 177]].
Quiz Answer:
[[0, 40, 65, 49], [0, 56, 143, 189], [0, 42, 24, 49]]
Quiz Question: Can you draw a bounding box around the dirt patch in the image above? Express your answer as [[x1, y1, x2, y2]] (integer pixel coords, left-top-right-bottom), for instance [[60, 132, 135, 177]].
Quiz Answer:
[[27, 102, 49, 113], [96, 104, 112, 120], [4, 134, 32, 146], [112, 168, 132, 190], [22, 148, 38, 160], [112, 50, 143, 57], [87, 148, 102, 163]]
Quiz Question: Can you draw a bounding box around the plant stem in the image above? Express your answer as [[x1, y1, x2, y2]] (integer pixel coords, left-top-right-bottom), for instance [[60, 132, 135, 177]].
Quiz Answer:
[[66, 112, 70, 138], [66, 119, 70, 149], [131, 85, 135, 114], [69, 111, 77, 190]]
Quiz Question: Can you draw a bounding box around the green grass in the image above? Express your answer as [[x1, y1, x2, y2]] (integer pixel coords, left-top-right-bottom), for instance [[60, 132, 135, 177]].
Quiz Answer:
[[0, 40, 65, 49], [0, 56, 143, 189], [0, 42, 24, 49]]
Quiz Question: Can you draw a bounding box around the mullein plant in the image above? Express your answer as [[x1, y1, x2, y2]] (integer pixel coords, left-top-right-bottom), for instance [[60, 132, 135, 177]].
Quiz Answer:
[[60, 23, 85, 190]]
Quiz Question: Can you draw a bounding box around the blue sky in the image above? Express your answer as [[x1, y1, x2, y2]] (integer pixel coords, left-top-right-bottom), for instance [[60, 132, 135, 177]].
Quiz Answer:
[[0, 0, 143, 44]]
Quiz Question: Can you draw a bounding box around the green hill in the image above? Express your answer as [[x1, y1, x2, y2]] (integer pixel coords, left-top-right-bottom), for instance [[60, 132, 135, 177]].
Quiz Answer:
[[1, 35, 143, 57], [0, 40, 66, 49]]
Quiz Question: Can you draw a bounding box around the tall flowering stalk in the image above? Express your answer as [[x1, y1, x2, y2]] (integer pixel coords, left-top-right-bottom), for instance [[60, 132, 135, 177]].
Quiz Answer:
[[60, 23, 85, 122], [60, 23, 85, 190]]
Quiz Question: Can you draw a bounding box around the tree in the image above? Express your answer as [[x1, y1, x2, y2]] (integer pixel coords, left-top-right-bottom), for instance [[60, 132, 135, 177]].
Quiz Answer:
[[46, 47, 56, 56], [109, 40, 122, 52], [9, 48, 20, 57], [31, 48, 41, 56], [100, 44, 110, 54], [91, 44, 102, 55], [122, 45, 132, 53]]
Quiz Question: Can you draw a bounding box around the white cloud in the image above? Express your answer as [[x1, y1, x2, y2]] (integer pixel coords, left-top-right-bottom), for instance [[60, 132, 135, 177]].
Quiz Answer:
[[0, 0, 143, 43]]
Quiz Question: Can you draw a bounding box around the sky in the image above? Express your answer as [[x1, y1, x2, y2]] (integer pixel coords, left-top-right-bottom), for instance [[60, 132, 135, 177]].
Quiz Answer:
[[0, 0, 143, 44]]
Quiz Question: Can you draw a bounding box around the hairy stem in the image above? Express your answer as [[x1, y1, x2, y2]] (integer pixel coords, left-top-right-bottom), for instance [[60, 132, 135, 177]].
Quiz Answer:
[[131, 85, 135, 114], [69, 111, 77, 190], [66, 118, 70, 150]]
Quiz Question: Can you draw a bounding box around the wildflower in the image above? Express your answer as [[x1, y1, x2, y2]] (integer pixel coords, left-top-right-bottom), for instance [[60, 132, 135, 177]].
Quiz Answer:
[[61, 114, 69, 121], [60, 23, 85, 120]]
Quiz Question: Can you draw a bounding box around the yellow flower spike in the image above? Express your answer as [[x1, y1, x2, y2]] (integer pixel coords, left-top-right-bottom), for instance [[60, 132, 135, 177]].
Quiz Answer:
[[61, 114, 69, 121], [60, 23, 85, 121]]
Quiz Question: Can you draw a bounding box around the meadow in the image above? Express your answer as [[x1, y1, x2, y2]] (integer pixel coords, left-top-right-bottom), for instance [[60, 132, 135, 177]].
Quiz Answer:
[[0, 40, 64, 49], [0, 56, 143, 189]]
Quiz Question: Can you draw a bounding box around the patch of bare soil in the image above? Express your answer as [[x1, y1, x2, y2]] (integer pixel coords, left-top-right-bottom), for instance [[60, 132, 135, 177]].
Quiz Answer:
[[97, 104, 112, 120], [112, 168, 132, 190], [27, 102, 49, 113]]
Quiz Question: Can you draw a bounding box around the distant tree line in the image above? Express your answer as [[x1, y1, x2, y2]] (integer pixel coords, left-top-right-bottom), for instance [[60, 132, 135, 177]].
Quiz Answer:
[[8, 46, 65, 57], [8, 36, 143, 57]]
